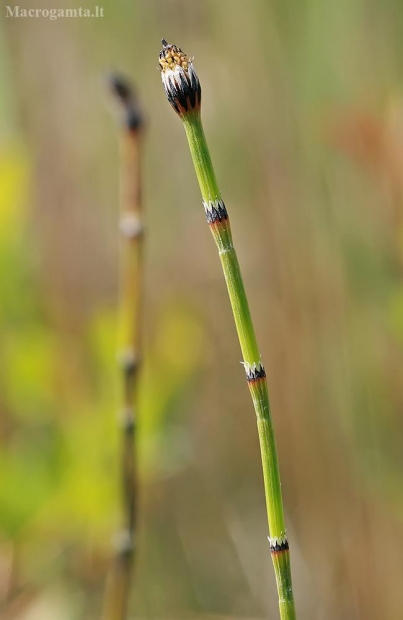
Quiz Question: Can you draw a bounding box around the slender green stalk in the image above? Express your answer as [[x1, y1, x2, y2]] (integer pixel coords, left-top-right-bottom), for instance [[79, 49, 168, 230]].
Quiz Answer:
[[103, 74, 144, 620], [159, 41, 296, 619]]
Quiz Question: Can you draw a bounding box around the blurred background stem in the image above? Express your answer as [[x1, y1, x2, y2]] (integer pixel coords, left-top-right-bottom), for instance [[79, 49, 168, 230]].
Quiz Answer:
[[102, 75, 144, 620]]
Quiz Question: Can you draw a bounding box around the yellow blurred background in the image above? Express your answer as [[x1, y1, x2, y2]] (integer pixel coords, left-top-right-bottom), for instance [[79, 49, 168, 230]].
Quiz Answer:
[[1, 1, 403, 618]]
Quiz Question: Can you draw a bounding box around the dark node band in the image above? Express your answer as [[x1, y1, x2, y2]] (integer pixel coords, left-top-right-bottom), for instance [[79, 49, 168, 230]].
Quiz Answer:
[[119, 350, 140, 377], [270, 540, 289, 553], [126, 105, 143, 131], [123, 359, 139, 377], [121, 408, 136, 434], [205, 200, 228, 224], [245, 364, 266, 382]]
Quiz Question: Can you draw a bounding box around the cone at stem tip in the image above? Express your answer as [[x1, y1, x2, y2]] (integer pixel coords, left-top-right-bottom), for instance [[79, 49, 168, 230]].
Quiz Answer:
[[109, 72, 143, 131], [159, 39, 201, 116]]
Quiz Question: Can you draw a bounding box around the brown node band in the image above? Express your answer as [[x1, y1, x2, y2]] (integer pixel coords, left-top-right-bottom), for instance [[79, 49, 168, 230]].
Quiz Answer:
[[270, 539, 289, 554], [204, 199, 228, 224], [245, 364, 266, 382]]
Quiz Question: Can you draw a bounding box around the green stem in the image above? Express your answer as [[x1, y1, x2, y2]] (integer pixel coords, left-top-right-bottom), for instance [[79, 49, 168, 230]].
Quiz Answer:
[[182, 112, 296, 620]]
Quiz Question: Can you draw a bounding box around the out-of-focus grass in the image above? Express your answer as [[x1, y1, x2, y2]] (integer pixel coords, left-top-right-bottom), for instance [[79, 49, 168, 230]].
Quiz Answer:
[[1, 1, 403, 619], [0, 133, 204, 617]]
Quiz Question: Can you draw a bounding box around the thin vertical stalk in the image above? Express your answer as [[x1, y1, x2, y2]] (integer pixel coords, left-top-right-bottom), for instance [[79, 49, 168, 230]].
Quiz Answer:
[[103, 75, 144, 620], [158, 41, 296, 619]]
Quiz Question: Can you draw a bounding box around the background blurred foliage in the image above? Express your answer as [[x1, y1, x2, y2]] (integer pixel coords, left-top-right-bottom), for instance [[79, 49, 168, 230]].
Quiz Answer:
[[1, 1, 403, 619]]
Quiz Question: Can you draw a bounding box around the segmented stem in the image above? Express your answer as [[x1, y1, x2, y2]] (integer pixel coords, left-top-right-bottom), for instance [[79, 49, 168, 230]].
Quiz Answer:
[[182, 112, 296, 619], [103, 76, 144, 620]]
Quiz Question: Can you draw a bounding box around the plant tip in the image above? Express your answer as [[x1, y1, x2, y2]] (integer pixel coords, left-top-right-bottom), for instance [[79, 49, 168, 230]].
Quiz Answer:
[[109, 72, 133, 105], [108, 72, 143, 132], [158, 40, 201, 116]]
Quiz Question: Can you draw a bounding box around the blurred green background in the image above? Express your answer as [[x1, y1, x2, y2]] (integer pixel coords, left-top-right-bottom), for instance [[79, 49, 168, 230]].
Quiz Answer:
[[1, 0, 403, 618]]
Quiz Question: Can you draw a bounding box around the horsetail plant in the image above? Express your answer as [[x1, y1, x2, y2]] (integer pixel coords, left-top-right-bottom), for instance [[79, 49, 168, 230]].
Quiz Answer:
[[158, 40, 296, 620], [103, 74, 144, 620]]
